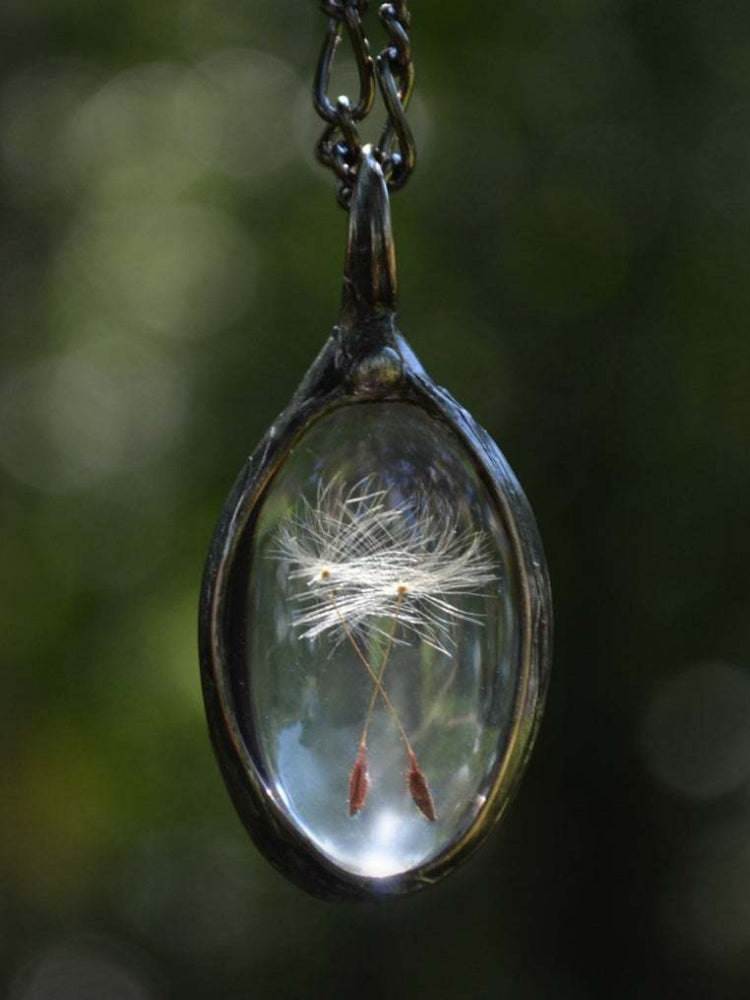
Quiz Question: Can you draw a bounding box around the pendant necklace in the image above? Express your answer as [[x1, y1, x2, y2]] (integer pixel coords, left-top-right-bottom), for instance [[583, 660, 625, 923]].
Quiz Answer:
[[199, 0, 552, 900]]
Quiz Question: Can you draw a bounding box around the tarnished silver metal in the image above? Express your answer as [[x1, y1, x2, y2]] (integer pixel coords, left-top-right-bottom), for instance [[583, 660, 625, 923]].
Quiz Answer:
[[341, 143, 396, 324], [199, 147, 553, 900], [314, 0, 416, 206]]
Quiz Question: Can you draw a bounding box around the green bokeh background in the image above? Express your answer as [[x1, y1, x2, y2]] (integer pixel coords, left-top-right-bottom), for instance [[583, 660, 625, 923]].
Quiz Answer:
[[3, 1, 750, 997]]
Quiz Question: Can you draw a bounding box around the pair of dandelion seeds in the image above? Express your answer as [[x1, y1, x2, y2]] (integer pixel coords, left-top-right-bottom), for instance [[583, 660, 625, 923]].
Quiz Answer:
[[273, 476, 497, 822]]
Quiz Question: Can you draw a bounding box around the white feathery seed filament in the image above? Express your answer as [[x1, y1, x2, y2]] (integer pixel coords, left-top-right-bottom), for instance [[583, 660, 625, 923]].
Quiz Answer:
[[272, 476, 499, 654]]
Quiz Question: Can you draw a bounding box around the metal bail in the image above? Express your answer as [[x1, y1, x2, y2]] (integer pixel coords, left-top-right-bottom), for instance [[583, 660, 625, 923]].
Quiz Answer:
[[341, 144, 397, 327]]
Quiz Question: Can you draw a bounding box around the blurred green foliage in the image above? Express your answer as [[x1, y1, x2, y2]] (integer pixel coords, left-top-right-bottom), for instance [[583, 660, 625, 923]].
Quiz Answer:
[[2, 1, 750, 997]]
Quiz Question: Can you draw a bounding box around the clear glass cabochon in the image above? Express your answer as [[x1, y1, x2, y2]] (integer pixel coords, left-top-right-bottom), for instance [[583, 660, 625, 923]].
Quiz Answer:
[[226, 401, 521, 880]]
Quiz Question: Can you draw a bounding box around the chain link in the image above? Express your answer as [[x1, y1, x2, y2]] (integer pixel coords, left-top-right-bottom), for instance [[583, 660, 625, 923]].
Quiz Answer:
[[314, 0, 415, 208]]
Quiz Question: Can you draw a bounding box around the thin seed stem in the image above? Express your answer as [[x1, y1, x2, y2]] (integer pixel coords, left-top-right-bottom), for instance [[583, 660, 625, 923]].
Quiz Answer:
[[329, 593, 414, 756], [360, 591, 404, 751]]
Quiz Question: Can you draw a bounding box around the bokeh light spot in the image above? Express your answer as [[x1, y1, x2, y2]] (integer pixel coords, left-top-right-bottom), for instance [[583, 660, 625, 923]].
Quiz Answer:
[[0, 339, 187, 494], [55, 203, 255, 340], [9, 940, 159, 1000], [66, 63, 205, 201], [173, 49, 300, 180], [639, 661, 750, 801]]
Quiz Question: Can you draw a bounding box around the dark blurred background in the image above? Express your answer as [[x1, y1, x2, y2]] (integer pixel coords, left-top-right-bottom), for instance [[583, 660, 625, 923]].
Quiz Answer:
[[3, 1, 750, 997]]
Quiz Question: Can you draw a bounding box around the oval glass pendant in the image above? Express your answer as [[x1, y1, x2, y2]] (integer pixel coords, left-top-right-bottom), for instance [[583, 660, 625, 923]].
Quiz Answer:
[[200, 148, 552, 900]]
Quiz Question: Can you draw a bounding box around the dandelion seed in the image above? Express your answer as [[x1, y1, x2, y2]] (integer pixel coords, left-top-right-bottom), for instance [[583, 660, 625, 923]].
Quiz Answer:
[[274, 475, 498, 655], [272, 475, 497, 821]]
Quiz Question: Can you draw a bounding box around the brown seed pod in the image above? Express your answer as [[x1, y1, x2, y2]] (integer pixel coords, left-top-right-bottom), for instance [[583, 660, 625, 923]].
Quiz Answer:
[[349, 747, 370, 816], [407, 752, 437, 822]]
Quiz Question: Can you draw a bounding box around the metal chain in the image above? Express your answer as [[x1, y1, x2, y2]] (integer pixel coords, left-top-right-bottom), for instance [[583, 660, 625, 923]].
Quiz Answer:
[[314, 0, 416, 208]]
